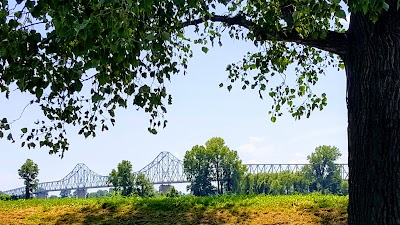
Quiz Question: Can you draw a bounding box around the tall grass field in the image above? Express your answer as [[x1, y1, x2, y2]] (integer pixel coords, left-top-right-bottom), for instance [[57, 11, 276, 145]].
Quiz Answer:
[[0, 194, 347, 225]]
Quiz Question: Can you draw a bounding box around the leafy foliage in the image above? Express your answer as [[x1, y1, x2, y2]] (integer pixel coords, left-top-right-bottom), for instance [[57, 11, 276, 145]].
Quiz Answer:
[[0, 192, 11, 201], [0, 0, 192, 155], [134, 173, 155, 197], [184, 145, 215, 196], [60, 189, 72, 198], [86, 190, 111, 198], [108, 160, 135, 196], [242, 171, 311, 195], [184, 137, 245, 196], [303, 145, 342, 194], [165, 186, 180, 198], [242, 170, 347, 196], [241, 145, 346, 195], [108, 160, 154, 197], [18, 159, 39, 199], [1, 0, 392, 155]]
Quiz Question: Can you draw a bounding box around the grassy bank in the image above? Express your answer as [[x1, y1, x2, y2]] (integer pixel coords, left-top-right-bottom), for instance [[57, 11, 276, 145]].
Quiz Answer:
[[0, 194, 348, 225]]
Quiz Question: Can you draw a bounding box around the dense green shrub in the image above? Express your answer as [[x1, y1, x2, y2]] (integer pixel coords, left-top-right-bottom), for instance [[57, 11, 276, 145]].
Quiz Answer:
[[0, 193, 11, 201]]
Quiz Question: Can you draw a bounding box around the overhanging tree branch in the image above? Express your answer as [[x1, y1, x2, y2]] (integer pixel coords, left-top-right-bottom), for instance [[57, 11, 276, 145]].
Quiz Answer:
[[184, 14, 349, 56]]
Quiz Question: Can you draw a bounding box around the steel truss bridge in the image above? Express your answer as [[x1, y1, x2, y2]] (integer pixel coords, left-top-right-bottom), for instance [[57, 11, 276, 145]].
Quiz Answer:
[[3, 151, 348, 196]]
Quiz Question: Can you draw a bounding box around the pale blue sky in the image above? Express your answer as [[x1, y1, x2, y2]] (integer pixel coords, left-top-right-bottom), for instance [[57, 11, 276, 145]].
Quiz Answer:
[[0, 21, 348, 193]]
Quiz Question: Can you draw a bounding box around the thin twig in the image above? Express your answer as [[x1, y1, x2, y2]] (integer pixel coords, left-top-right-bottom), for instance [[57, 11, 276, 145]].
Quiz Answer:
[[10, 100, 34, 124]]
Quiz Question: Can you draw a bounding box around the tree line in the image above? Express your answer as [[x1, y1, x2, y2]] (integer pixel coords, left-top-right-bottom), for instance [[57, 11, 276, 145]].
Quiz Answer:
[[184, 138, 347, 196], [3, 140, 346, 200]]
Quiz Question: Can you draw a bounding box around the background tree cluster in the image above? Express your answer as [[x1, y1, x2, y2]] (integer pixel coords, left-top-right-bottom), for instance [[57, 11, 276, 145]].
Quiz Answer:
[[164, 186, 181, 198], [242, 171, 309, 195], [60, 189, 72, 198], [184, 142, 347, 197], [86, 190, 111, 198], [243, 145, 347, 195], [108, 160, 154, 197], [0, 191, 11, 201], [244, 145, 347, 195], [242, 172, 348, 196], [184, 137, 246, 196]]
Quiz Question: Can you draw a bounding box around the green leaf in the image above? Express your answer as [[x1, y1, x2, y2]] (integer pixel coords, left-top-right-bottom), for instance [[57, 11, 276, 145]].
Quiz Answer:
[[92, 93, 104, 103], [271, 116, 276, 123], [74, 80, 83, 92], [75, 19, 89, 32], [382, 2, 390, 11], [0, 131, 3, 138], [201, 47, 209, 53], [335, 8, 346, 19], [35, 88, 43, 99], [292, 11, 299, 20], [8, 19, 19, 28], [161, 32, 170, 40], [21, 128, 27, 133], [362, 4, 369, 14], [108, 109, 115, 117], [319, 31, 327, 39], [14, 11, 22, 18], [145, 34, 156, 41]]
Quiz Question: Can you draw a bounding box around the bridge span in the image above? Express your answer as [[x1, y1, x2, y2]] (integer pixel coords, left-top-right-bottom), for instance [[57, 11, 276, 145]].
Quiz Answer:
[[3, 151, 348, 196]]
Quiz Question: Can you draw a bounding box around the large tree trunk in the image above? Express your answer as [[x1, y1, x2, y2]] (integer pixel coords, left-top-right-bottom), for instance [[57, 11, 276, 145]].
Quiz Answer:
[[345, 5, 400, 224], [25, 186, 30, 199]]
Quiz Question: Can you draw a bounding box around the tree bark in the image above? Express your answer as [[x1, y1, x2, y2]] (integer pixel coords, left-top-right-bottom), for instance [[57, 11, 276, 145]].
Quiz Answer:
[[25, 186, 30, 199], [345, 6, 400, 224]]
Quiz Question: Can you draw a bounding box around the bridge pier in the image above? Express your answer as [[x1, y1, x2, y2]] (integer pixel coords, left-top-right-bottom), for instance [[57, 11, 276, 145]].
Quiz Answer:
[[159, 184, 171, 193], [36, 192, 48, 199], [76, 189, 87, 198]]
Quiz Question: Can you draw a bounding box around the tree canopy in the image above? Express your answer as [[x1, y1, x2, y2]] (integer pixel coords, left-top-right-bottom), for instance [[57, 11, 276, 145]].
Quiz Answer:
[[184, 137, 245, 195], [303, 145, 342, 194], [18, 159, 39, 199], [108, 160, 135, 196], [108, 160, 154, 197], [134, 173, 155, 197], [0, 0, 359, 154]]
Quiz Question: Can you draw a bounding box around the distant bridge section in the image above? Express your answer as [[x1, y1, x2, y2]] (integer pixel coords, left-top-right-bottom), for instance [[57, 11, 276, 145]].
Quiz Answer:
[[3, 151, 349, 196], [3, 163, 111, 197], [138, 152, 186, 184], [245, 164, 349, 180]]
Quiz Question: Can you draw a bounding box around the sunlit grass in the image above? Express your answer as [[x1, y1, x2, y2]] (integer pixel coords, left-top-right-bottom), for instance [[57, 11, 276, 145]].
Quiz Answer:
[[0, 194, 348, 225]]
